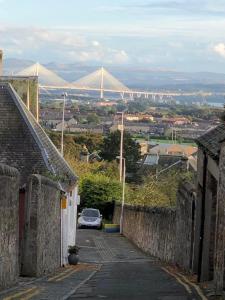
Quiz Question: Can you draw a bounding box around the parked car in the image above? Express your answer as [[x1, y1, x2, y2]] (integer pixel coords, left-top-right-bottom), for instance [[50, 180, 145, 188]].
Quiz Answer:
[[78, 208, 102, 229]]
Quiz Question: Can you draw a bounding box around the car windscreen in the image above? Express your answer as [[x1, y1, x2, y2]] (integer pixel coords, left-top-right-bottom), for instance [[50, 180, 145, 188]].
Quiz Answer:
[[82, 209, 99, 217]]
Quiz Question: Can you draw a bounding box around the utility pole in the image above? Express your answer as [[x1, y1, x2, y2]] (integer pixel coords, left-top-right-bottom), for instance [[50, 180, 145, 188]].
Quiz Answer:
[[120, 158, 126, 234], [27, 79, 30, 111], [119, 112, 124, 182], [61, 92, 67, 156], [35, 63, 40, 123]]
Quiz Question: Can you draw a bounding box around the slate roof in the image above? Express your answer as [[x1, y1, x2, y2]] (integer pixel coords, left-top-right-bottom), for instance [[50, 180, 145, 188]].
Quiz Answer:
[[1, 82, 77, 191], [196, 123, 225, 160]]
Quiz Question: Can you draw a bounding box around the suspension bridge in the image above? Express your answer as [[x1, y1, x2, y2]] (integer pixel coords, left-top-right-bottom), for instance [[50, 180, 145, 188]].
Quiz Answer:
[[17, 63, 211, 100]]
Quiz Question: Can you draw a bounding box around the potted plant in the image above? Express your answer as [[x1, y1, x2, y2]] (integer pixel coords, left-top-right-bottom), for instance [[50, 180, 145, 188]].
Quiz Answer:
[[68, 245, 79, 265]]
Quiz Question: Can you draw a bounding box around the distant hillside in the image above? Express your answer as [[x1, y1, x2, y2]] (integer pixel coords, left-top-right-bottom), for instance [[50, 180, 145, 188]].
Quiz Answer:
[[3, 58, 225, 91]]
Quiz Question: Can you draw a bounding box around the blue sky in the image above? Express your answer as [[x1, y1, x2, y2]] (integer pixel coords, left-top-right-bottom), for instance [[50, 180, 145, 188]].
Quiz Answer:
[[1, 0, 225, 72]]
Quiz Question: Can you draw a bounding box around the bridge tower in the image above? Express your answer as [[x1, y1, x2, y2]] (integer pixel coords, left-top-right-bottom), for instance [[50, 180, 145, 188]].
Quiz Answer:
[[100, 67, 104, 100]]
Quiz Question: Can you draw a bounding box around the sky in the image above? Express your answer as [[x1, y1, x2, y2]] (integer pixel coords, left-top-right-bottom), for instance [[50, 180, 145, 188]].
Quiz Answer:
[[1, 0, 225, 72]]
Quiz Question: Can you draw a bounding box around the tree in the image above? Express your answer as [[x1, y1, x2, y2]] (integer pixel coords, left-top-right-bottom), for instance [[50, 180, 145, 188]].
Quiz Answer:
[[73, 133, 103, 153], [126, 170, 191, 207], [86, 113, 100, 124], [47, 131, 82, 159], [100, 130, 141, 172], [79, 173, 121, 219], [80, 174, 121, 206], [128, 101, 148, 113]]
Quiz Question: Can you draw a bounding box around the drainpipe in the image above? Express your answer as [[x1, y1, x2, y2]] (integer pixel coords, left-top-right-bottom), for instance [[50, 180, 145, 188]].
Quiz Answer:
[[197, 151, 207, 282]]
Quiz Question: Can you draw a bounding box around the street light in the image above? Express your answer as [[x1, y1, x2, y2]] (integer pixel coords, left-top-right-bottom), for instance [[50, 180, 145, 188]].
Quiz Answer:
[[61, 92, 68, 156], [117, 111, 124, 182], [120, 157, 126, 234], [116, 156, 126, 234]]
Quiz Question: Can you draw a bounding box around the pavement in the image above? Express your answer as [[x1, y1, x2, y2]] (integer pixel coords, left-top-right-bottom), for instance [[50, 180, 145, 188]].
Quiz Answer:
[[0, 229, 207, 300]]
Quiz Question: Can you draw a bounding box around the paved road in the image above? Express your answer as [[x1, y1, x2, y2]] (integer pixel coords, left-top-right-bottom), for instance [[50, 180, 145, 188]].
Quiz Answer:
[[69, 229, 204, 300], [0, 229, 206, 300]]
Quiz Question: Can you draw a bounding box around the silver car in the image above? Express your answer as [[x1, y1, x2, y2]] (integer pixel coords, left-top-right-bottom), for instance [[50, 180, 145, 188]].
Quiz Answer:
[[78, 208, 102, 229]]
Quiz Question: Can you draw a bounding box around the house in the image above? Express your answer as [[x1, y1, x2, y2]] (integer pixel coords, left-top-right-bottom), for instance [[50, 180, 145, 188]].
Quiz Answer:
[[161, 117, 191, 126], [150, 143, 197, 157], [96, 101, 117, 107], [0, 83, 79, 275], [125, 114, 154, 122], [136, 140, 149, 155], [55, 117, 78, 132], [56, 124, 104, 134], [194, 123, 225, 293]]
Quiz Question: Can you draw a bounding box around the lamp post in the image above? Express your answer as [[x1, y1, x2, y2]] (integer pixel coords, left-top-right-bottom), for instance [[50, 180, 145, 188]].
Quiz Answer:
[[61, 92, 67, 156], [117, 111, 124, 182], [120, 157, 126, 234]]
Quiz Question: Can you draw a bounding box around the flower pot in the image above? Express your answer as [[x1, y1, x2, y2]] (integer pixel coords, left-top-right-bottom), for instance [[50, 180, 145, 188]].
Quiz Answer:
[[68, 254, 79, 265]]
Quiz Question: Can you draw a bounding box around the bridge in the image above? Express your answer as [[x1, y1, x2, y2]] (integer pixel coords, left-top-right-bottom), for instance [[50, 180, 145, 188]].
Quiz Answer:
[[17, 63, 212, 100]]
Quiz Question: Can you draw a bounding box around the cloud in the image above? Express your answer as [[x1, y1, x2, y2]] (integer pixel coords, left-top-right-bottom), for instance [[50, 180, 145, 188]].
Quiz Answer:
[[0, 26, 130, 65], [213, 43, 225, 58], [117, 0, 225, 17]]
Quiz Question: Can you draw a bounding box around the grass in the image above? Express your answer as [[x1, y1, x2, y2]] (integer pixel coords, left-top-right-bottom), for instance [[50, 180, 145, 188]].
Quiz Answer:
[[132, 135, 197, 146], [150, 138, 197, 146]]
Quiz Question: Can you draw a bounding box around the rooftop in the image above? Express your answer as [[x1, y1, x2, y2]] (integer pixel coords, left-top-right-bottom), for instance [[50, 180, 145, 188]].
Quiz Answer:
[[0, 82, 77, 191], [196, 123, 225, 160]]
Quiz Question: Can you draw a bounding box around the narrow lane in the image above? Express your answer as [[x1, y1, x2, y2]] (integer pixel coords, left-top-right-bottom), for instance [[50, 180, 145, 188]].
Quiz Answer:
[[69, 229, 205, 300], [0, 230, 206, 300]]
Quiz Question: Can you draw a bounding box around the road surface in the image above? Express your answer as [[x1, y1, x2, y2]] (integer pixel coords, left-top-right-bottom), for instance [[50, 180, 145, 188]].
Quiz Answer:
[[0, 229, 206, 300]]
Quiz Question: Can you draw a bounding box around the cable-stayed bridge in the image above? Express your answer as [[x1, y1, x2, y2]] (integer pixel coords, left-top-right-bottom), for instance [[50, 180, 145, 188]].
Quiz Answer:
[[17, 63, 212, 100]]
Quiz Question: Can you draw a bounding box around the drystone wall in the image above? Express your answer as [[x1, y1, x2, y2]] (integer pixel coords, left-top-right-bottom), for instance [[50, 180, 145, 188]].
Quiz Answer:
[[0, 164, 20, 290], [21, 175, 61, 277]]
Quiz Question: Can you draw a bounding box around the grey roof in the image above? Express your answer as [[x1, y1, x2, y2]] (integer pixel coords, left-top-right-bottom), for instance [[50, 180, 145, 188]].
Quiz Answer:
[[4, 83, 78, 191], [143, 154, 159, 166], [196, 123, 225, 160]]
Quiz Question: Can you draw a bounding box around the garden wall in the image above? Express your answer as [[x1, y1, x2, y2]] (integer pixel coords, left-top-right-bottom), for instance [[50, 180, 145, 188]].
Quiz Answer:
[[0, 164, 20, 290], [21, 175, 61, 277]]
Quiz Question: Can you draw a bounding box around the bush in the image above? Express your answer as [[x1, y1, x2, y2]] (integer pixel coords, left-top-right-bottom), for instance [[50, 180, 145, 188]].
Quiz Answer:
[[80, 174, 121, 219]]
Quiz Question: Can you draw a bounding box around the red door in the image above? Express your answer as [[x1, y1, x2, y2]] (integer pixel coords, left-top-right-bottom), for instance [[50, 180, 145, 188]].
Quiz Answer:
[[19, 189, 26, 244]]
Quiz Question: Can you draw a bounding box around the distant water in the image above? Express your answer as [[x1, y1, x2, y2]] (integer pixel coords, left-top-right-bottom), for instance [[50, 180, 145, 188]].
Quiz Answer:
[[208, 102, 224, 108]]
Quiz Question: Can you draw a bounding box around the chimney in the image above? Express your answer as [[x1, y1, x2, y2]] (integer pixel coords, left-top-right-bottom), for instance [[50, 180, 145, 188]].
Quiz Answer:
[[0, 50, 3, 76]]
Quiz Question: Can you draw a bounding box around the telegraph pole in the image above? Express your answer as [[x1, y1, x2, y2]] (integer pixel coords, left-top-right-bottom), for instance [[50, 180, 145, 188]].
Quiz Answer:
[[119, 112, 124, 182], [61, 92, 67, 156]]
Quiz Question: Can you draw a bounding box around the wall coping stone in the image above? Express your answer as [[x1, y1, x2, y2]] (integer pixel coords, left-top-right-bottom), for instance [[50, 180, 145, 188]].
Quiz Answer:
[[178, 181, 196, 199], [0, 163, 19, 177], [115, 203, 176, 214], [30, 174, 61, 190]]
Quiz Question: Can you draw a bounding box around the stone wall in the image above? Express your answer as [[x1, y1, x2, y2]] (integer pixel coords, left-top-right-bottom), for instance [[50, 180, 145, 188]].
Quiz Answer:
[[175, 182, 196, 271], [113, 205, 176, 263], [0, 164, 20, 290], [21, 175, 61, 277], [113, 182, 196, 268]]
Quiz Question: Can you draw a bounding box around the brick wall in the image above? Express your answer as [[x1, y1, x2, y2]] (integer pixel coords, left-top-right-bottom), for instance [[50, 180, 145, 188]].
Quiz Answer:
[[21, 175, 61, 277], [0, 164, 20, 290], [113, 182, 196, 268]]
